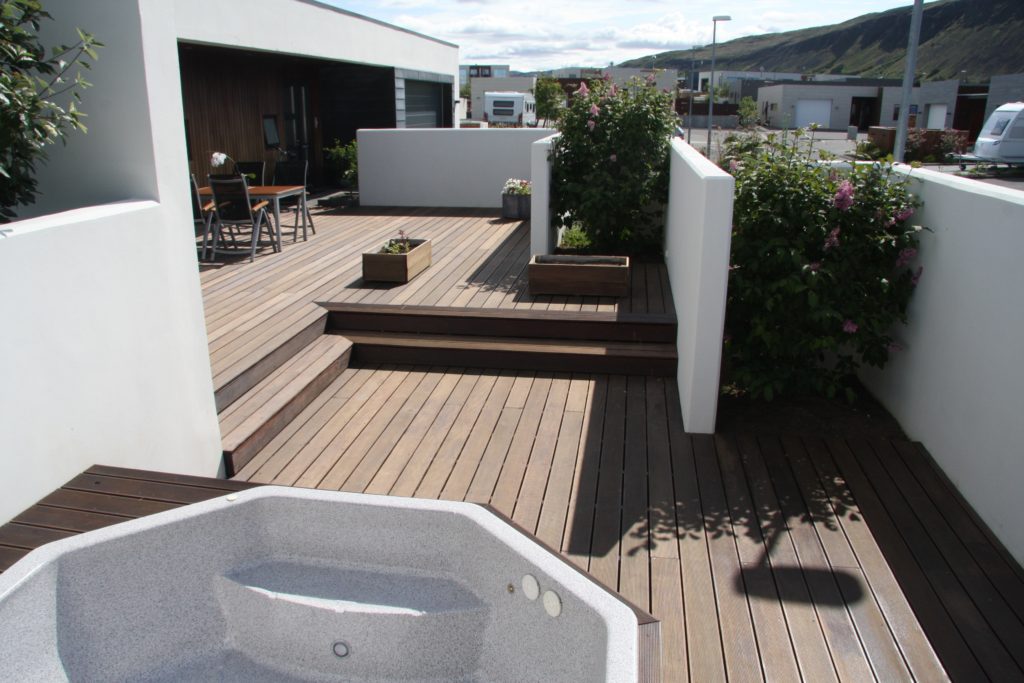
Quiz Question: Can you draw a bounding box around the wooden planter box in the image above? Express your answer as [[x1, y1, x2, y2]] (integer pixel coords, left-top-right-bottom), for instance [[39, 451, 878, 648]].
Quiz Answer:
[[528, 254, 630, 297], [501, 194, 531, 220], [362, 239, 432, 283]]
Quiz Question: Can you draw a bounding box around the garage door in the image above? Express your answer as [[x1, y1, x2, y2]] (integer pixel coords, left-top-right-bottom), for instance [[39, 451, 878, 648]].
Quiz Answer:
[[405, 80, 443, 128], [795, 99, 832, 128]]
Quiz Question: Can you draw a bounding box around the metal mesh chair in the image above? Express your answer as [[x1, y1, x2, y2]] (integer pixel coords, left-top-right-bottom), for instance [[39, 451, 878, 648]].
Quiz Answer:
[[273, 159, 316, 239], [190, 174, 215, 260], [208, 175, 276, 262], [233, 160, 266, 186]]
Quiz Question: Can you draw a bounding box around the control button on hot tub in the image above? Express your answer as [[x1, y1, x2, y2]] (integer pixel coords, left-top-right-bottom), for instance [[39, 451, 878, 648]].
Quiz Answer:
[[521, 574, 540, 600], [543, 590, 562, 617], [333, 641, 350, 658]]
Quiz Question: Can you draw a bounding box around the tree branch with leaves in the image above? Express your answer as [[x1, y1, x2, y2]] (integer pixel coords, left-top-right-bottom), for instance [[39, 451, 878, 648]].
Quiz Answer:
[[0, 0, 102, 222]]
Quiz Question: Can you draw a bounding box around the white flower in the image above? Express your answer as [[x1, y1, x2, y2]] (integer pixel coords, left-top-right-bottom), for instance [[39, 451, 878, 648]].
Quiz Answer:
[[210, 152, 228, 167]]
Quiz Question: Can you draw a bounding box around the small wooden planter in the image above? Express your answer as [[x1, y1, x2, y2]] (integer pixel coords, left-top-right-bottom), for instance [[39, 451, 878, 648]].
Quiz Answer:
[[501, 194, 531, 220], [362, 239, 432, 283], [528, 254, 630, 297]]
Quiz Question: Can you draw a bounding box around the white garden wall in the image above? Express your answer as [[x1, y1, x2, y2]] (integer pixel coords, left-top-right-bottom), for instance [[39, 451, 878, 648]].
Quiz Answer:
[[530, 136, 733, 433], [0, 0, 222, 524], [358, 129, 555, 207], [860, 167, 1024, 564], [664, 140, 734, 433], [0, 203, 223, 524]]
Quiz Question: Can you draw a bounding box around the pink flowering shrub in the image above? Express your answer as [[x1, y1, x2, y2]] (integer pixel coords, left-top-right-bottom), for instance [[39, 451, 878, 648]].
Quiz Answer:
[[550, 78, 676, 252], [723, 132, 925, 401]]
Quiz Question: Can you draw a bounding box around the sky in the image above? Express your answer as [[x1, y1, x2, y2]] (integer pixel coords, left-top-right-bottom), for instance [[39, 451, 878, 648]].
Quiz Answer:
[[327, 0, 921, 72]]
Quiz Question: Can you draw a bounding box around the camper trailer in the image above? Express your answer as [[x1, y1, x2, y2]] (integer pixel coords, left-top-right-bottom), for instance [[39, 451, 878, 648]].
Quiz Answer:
[[483, 91, 537, 126], [960, 102, 1024, 168]]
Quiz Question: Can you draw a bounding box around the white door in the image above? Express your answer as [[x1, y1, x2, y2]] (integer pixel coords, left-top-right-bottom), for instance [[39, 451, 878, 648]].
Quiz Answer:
[[795, 99, 832, 128], [926, 103, 948, 129]]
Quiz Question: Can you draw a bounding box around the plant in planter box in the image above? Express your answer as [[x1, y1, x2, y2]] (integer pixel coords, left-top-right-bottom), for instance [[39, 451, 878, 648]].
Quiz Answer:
[[723, 131, 926, 401], [362, 229, 432, 283], [501, 178, 531, 219], [550, 77, 676, 254]]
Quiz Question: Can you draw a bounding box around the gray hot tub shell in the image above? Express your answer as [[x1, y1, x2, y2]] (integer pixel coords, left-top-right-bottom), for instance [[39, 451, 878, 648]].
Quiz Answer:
[[0, 487, 659, 682]]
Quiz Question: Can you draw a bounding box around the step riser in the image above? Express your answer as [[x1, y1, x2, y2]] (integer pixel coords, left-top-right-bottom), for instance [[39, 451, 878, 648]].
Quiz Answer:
[[323, 305, 676, 344], [215, 313, 328, 413], [223, 345, 351, 477], [352, 345, 674, 377]]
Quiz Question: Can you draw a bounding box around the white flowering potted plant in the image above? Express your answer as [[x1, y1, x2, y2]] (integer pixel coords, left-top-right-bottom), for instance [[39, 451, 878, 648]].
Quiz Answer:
[[362, 229, 432, 283], [501, 178, 531, 220]]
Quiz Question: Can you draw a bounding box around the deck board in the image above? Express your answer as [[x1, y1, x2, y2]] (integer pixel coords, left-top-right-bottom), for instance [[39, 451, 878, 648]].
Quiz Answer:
[[200, 208, 672, 396]]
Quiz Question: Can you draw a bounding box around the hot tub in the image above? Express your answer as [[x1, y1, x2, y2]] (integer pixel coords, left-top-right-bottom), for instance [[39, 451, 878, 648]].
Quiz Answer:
[[0, 487, 659, 681]]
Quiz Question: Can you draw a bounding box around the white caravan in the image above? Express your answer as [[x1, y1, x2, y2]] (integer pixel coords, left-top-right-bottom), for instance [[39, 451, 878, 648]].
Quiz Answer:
[[968, 102, 1024, 165], [483, 91, 537, 126]]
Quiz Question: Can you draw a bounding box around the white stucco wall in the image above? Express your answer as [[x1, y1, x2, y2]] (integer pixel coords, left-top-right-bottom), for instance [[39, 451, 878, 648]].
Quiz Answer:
[[664, 139, 734, 433], [0, 0, 224, 523], [0, 203, 224, 524], [358, 128, 555, 207], [860, 167, 1024, 564]]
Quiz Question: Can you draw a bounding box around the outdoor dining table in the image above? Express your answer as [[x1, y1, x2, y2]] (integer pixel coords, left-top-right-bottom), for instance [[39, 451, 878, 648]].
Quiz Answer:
[[199, 184, 308, 252]]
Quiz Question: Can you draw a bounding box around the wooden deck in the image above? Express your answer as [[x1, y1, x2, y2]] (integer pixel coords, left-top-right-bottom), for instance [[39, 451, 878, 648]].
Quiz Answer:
[[3, 381, 1024, 680], [200, 207, 673, 399], [3, 208, 1021, 681], [228, 363, 1023, 683]]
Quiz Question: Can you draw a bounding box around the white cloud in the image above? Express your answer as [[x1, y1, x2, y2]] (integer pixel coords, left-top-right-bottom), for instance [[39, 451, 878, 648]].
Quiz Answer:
[[331, 0, 918, 71]]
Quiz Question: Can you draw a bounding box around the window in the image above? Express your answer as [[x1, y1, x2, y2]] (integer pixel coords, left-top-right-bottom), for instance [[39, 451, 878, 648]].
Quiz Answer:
[[262, 114, 280, 149], [991, 117, 1012, 136], [1007, 123, 1024, 139], [494, 108, 515, 116], [893, 105, 900, 120], [494, 100, 515, 108]]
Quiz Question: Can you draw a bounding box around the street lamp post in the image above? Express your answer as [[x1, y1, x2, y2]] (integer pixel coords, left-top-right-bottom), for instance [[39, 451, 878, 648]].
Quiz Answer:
[[687, 47, 697, 143], [707, 15, 731, 156]]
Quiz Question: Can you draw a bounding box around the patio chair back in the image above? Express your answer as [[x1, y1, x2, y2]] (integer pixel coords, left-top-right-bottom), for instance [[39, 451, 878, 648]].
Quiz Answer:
[[273, 160, 307, 187], [234, 160, 265, 186], [190, 174, 206, 221], [209, 176, 256, 224]]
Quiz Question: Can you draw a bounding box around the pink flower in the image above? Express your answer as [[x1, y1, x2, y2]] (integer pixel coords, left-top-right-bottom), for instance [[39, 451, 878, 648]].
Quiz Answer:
[[823, 227, 840, 251], [589, 104, 600, 116], [609, 84, 618, 96], [895, 247, 917, 268], [808, 261, 821, 272], [833, 180, 855, 211], [887, 342, 904, 353], [895, 207, 915, 222], [575, 81, 589, 96], [587, 119, 596, 132], [912, 266, 923, 286], [609, 154, 617, 162], [842, 319, 858, 334], [728, 159, 739, 172]]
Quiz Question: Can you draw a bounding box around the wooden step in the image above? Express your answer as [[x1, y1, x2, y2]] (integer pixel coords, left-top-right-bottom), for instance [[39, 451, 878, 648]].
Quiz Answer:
[[343, 331, 676, 376], [321, 303, 677, 344], [219, 335, 352, 476], [214, 313, 328, 413]]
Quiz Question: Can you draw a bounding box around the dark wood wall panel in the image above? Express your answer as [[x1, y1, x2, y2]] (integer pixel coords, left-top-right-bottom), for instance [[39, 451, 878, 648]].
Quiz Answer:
[[179, 44, 290, 183]]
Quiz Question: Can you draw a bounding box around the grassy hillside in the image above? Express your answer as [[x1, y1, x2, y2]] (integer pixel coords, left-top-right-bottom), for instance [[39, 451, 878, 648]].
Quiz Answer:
[[621, 0, 1024, 81]]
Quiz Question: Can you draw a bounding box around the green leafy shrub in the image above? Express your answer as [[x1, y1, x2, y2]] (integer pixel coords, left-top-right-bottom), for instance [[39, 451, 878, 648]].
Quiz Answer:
[[0, 0, 102, 221], [724, 132, 925, 401], [550, 78, 676, 253], [558, 223, 592, 250], [324, 138, 358, 188], [738, 96, 758, 127]]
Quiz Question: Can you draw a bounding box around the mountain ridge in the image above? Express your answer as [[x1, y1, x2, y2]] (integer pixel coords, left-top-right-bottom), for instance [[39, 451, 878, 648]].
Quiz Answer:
[[619, 0, 1024, 82]]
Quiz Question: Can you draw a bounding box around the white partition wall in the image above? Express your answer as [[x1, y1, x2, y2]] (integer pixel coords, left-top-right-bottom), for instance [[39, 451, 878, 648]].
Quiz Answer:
[[664, 139, 734, 434], [358, 129, 555, 207], [860, 167, 1024, 564], [530, 134, 557, 255]]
